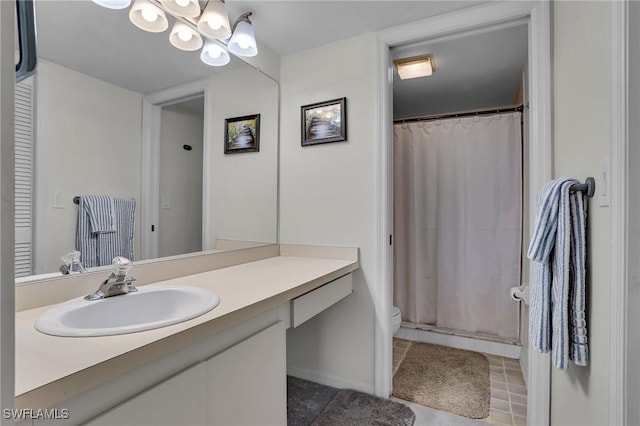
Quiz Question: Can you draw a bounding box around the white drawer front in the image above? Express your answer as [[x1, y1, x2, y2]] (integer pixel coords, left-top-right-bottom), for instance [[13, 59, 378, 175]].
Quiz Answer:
[[291, 274, 353, 328]]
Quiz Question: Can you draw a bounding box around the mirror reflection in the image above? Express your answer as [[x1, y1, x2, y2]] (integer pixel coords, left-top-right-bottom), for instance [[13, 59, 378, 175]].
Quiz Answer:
[[15, 1, 279, 281]]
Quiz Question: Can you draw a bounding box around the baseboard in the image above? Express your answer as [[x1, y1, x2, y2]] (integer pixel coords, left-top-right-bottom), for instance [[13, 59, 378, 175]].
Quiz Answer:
[[396, 326, 521, 359], [286, 365, 375, 395]]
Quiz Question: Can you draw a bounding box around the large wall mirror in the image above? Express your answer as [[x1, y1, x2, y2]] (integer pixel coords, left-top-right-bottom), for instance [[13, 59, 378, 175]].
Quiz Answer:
[[16, 1, 279, 283]]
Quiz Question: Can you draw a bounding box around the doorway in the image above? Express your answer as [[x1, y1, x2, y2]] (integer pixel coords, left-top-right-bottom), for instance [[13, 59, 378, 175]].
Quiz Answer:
[[140, 79, 211, 261], [391, 23, 527, 348], [375, 3, 553, 425], [389, 23, 528, 424], [158, 96, 204, 257]]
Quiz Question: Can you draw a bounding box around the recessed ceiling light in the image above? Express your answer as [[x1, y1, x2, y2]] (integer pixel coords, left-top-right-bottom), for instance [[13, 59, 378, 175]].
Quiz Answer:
[[394, 54, 435, 80]]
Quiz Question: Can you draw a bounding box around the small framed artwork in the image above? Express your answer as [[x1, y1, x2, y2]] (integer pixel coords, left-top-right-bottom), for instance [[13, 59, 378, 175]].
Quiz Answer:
[[224, 114, 260, 154], [301, 97, 347, 146]]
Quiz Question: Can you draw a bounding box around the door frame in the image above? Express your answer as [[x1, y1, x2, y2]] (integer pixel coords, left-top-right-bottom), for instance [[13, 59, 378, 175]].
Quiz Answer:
[[374, 2, 552, 424], [140, 78, 212, 260], [609, 1, 628, 424]]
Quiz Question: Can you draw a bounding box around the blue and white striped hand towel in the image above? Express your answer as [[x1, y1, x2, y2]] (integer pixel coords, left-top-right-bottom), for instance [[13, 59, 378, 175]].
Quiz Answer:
[[82, 195, 116, 234], [96, 198, 136, 266], [527, 177, 588, 369], [77, 196, 136, 268]]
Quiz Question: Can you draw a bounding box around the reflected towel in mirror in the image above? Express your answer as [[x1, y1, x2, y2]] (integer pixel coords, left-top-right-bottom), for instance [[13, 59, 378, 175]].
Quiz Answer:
[[76, 196, 136, 268], [83, 195, 116, 233]]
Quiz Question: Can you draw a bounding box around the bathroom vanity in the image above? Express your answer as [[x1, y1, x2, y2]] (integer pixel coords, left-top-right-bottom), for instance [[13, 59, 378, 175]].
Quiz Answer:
[[14, 245, 358, 425]]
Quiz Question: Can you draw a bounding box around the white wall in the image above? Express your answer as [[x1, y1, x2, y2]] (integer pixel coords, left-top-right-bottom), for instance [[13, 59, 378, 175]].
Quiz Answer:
[[33, 61, 142, 274], [280, 34, 378, 392], [206, 67, 278, 246], [159, 105, 203, 257], [550, 2, 611, 424]]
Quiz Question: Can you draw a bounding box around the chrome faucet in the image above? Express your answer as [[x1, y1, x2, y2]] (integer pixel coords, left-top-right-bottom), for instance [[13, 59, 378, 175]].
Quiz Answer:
[[59, 250, 86, 275], [85, 257, 138, 301]]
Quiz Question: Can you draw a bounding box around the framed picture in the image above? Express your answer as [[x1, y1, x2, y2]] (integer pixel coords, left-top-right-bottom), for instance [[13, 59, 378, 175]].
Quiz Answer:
[[224, 114, 260, 154], [301, 97, 347, 146]]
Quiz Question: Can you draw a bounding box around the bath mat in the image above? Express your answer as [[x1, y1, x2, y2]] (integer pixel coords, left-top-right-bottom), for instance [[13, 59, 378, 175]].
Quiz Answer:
[[392, 342, 490, 419], [312, 389, 416, 426], [287, 375, 338, 426]]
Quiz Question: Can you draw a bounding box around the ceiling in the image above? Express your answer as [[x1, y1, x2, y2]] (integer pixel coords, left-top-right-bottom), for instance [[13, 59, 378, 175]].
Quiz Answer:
[[33, 1, 483, 94], [392, 23, 528, 119], [229, 1, 482, 55], [33, 1, 525, 117]]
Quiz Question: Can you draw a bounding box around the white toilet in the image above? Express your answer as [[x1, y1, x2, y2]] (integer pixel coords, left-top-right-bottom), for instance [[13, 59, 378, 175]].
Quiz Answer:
[[392, 306, 402, 335]]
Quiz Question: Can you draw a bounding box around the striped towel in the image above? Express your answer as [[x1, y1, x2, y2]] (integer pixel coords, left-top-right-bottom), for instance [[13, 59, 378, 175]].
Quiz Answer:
[[527, 177, 588, 369], [77, 196, 136, 268], [83, 195, 116, 233]]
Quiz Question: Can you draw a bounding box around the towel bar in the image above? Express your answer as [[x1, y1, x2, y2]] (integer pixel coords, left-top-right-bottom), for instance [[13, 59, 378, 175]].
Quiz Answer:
[[73, 196, 80, 205], [569, 177, 595, 198]]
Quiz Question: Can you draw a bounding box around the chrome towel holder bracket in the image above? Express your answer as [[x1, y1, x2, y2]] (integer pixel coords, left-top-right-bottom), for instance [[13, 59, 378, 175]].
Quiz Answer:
[[570, 177, 596, 198]]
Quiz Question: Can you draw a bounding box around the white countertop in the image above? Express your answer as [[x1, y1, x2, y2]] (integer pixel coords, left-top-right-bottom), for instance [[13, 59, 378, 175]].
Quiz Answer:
[[15, 254, 358, 407]]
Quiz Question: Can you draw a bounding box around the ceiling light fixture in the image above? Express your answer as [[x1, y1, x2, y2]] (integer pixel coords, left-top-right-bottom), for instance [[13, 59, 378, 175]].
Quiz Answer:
[[228, 12, 258, 58], [394, 54, 436, 80], [91, 0, 258, 67]]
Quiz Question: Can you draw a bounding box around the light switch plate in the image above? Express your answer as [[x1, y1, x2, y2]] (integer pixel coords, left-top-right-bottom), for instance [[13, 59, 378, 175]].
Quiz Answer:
[[598, 158, 610, 207], [53, 191, 65, 209], [161, 194, 170, 209]]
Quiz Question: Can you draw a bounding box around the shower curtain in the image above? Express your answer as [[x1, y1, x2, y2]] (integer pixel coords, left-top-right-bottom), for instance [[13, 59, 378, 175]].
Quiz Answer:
[[393, 112, 522, 339]]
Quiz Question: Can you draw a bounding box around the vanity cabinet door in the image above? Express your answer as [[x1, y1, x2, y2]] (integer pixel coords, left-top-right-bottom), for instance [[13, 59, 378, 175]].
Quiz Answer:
[[84, 362, 207, 426], [206, 321, 286, 426]]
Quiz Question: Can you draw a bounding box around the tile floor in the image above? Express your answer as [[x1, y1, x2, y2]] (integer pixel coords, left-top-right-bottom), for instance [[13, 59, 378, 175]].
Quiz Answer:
[[393, 338, 527, 426]]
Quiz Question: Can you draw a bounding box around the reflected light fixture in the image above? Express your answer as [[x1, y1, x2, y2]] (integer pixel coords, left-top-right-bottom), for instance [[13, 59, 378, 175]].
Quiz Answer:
[[198, 0, 232, 40], [394, 54, 436, 80], [92, 0, 132, 9], [170, 21, 203, 51], [228, 12, 258, 58], [160, 0, 200, 18], [91, 0, 259, 67], [200, 40, 231, 66], [129, 0, 169, 33]]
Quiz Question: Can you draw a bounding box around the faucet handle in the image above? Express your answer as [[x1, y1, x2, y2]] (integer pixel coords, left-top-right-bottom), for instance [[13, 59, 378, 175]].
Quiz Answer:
[[60, 250, 86, 275], [112, 256, 132, 277]]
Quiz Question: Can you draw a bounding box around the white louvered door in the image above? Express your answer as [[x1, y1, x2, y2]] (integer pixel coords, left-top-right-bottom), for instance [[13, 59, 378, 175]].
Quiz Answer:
[[14, 77, 33, 278]]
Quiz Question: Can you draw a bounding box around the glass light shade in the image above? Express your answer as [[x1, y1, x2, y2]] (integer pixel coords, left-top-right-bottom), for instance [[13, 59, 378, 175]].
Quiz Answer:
[[197, 0, 232, 40], [394, 55, 435, 80], [91, 0, 132, 9], [200, 40, 230, 66], [227, 20, 257, 57], [160, 0, 200, 19], [129, 0, 169, 33], [170, 22, 203, 51]]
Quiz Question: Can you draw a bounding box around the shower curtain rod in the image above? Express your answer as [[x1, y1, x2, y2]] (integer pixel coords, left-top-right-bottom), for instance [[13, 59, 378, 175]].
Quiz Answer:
[[394, 104, 525, 124]]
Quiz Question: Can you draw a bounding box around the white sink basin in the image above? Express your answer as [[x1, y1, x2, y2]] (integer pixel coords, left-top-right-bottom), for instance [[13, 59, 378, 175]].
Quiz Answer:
[[34, 286, 220, 337]]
